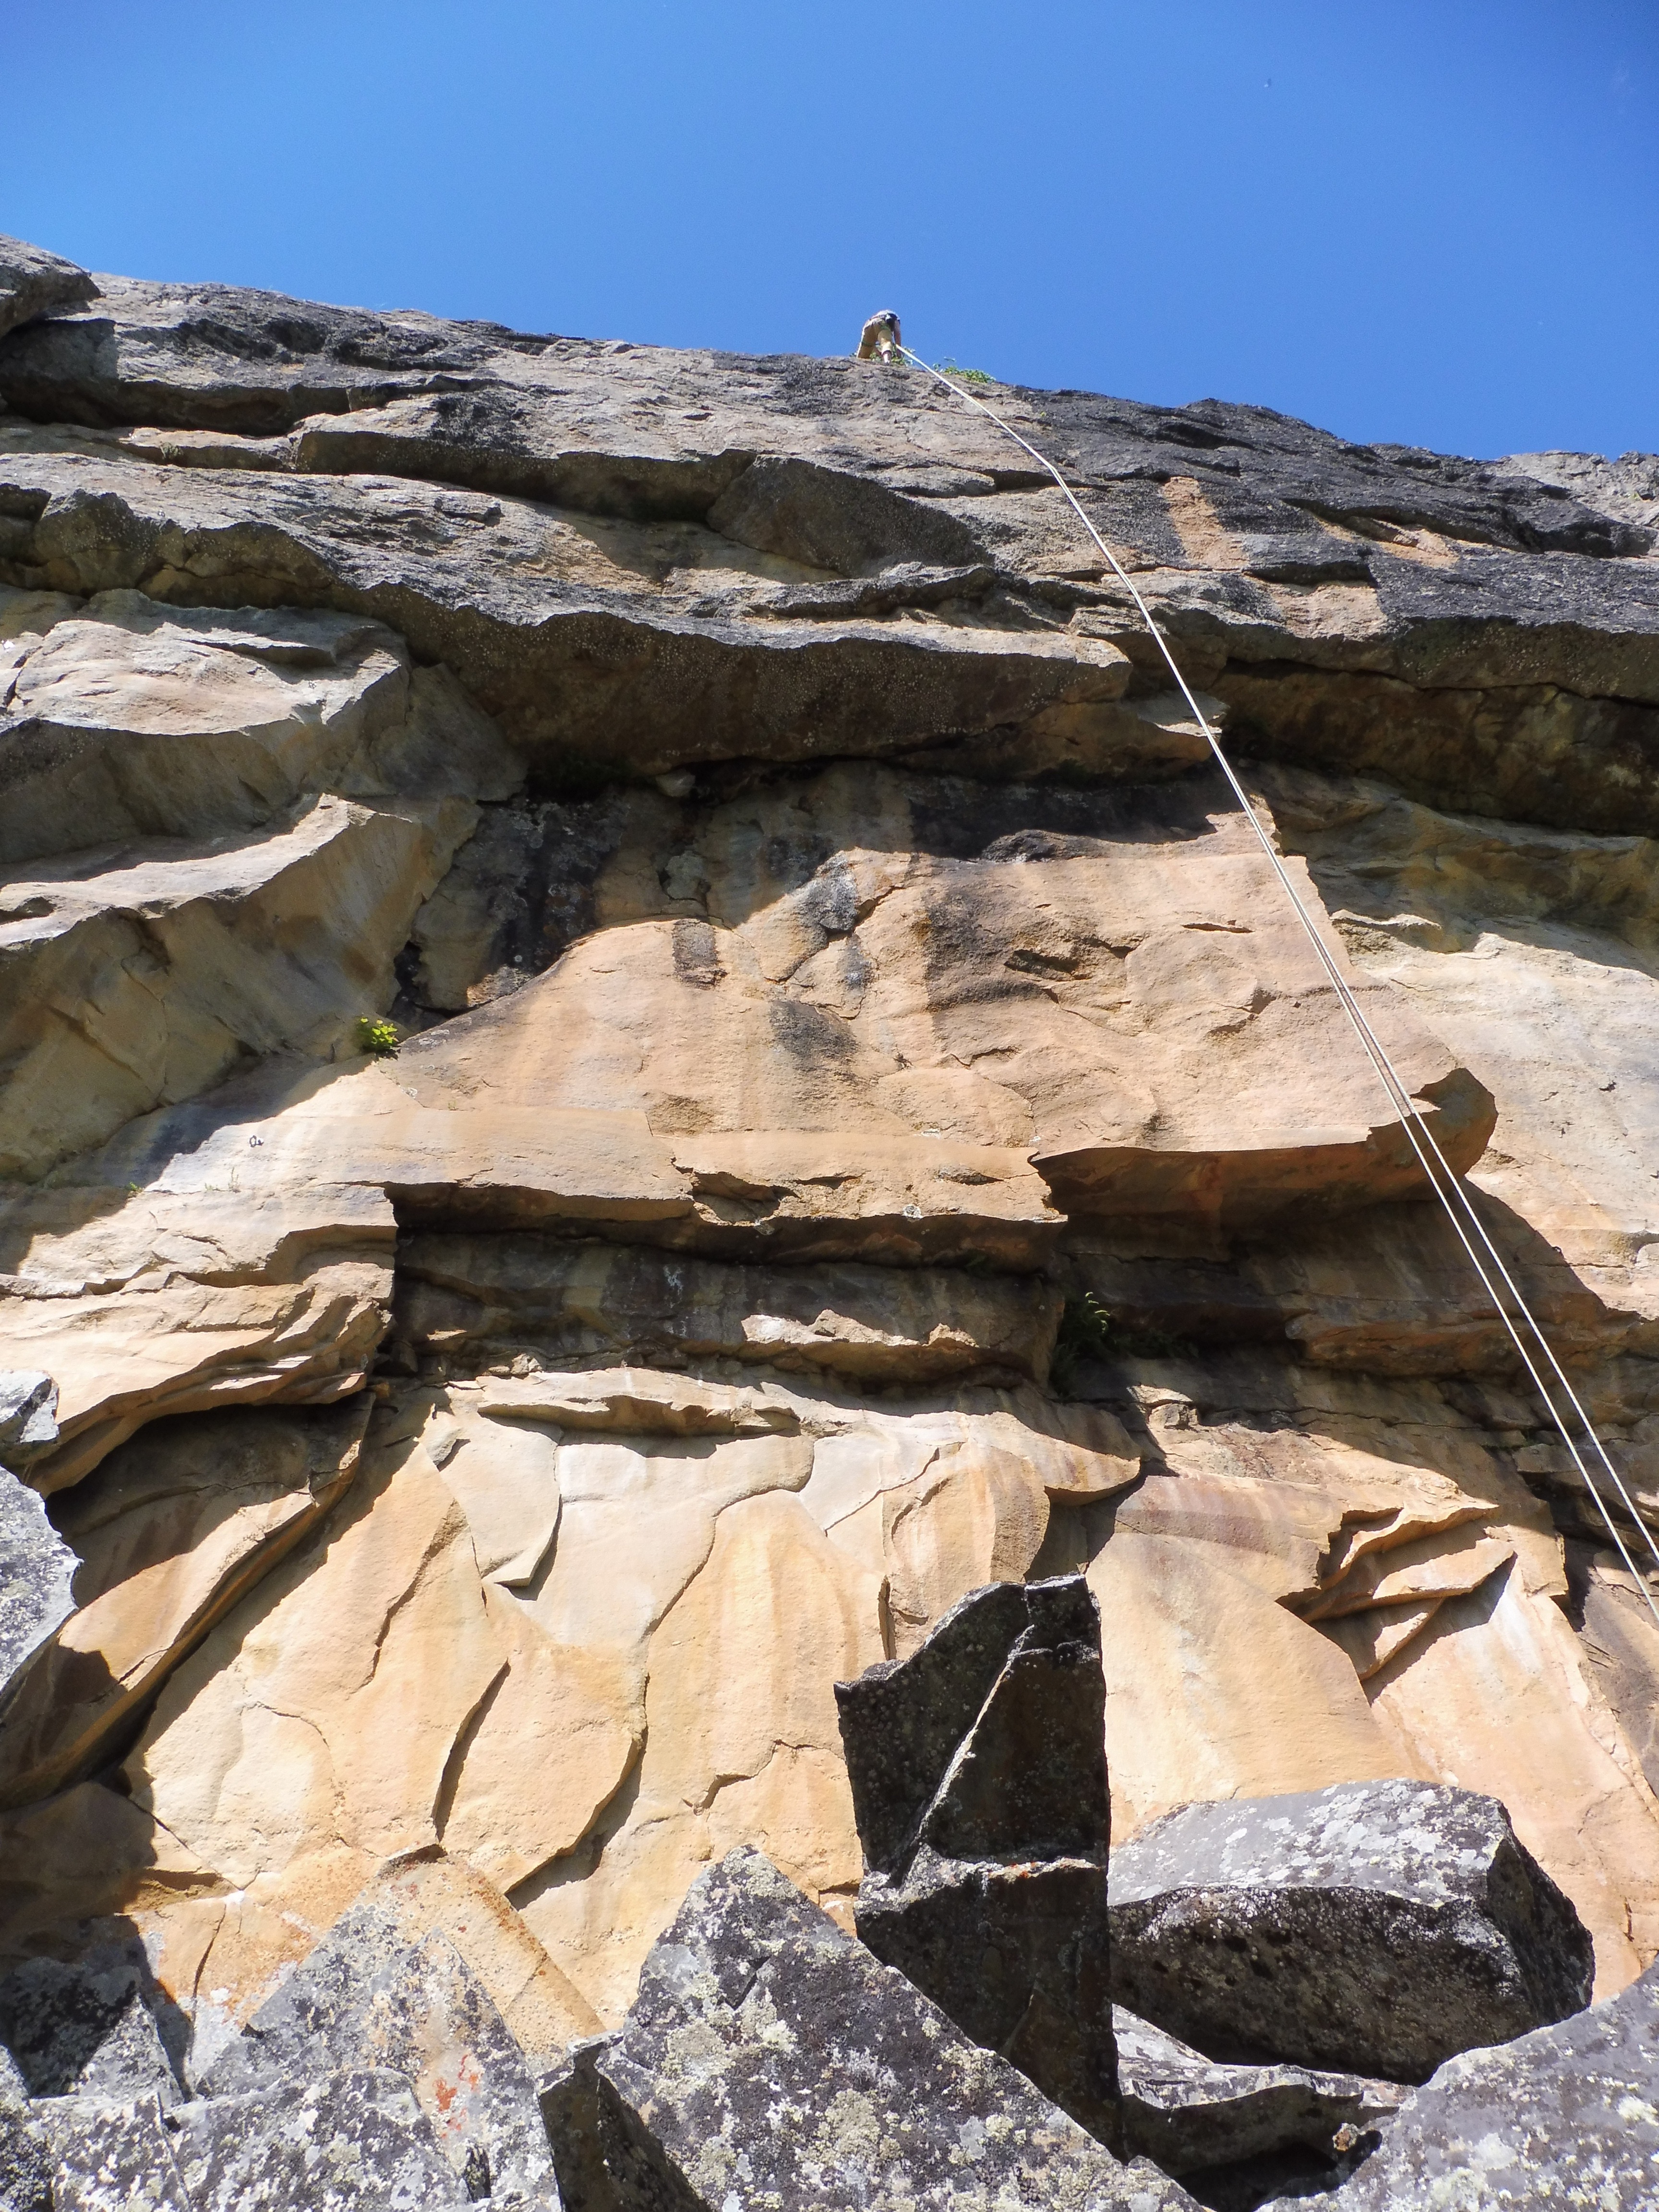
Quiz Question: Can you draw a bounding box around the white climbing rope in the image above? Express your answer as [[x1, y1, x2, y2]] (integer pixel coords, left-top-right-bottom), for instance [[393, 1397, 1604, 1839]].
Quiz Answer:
[[889, 337, 1659, 1629]]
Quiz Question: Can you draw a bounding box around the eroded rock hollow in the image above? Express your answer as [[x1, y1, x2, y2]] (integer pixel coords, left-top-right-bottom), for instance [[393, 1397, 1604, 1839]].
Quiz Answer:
[[3, 232, 1659, 2205]]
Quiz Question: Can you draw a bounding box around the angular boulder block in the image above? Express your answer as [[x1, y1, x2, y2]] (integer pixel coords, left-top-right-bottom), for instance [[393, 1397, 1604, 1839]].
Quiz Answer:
[[1113, 2004, 1406, 2178], [1292, 1964, 1659, 2203], [0, 1373, 57, 1463], [0, 1943, 184, 2102], [834, 1578, 1032, 1875], [32, 2091, 192, 2212], [854, 1848, 1116, 2144], [201, 1889, 557, 2206], [837, 1576, 1117, 2140], [918, 1577, 1109, 1863], [835, 1575, 1109, 1875], [169, 2069, 471, 2211], [1286, 1955, 1659, 2208], [545, 1846, 1197, 2212], [0, 1461, 77, 1710], [1109, 1779, 1594, 2082]]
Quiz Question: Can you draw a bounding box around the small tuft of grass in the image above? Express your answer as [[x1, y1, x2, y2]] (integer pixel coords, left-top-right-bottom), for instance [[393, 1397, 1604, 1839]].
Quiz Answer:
[[936, 358, 996, 385], [355, 1015, 401, 1058]]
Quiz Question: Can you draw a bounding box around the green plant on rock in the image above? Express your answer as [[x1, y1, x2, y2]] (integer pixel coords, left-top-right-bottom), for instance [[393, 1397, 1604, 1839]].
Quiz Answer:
[[937, 358, 995, 385], [355, 1015, 400, 1058], [1050, 1292, 1113, 1395]]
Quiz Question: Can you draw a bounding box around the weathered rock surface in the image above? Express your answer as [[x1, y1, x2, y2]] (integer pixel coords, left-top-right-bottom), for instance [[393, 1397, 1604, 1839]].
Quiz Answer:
[[0, 1457, 77, 1707], [1113, 2005, 1406, 2181], [7, 277, 1659, 835], [0, 1940, 183, 2099], [32, 2091, 194, 2211], [2, 592, 408, 862], [842, 1577, 1116, 2139], [0, 2044, 52, 2212], [1109, 1779, 1594, 2081], [1284, 1954, 1659, 2208], [382, 763, 1496, 1245], [2, 236, 1659, 2202], [171, 2070, 472, 2210], [0, 791, 475, 1181], [200, 1884, 558, 2204], [398, 1236, 1063, 1384], [0, 235, 95, 343], [547, 1845, 1195, 2211], [0, 1399, 370, 1805]]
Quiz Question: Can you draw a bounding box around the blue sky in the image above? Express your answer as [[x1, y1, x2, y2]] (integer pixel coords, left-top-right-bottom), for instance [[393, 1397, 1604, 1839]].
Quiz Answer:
[[3, 2, 1655, 460]]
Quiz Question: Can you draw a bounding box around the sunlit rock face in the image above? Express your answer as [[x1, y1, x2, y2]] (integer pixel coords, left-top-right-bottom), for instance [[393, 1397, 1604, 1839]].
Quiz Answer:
[[3, 233, 1659, 2132]]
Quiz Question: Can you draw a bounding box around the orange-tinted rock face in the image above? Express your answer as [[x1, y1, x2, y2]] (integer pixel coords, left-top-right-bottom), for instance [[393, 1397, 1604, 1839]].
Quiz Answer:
[[2, 250, 1659, 2083]]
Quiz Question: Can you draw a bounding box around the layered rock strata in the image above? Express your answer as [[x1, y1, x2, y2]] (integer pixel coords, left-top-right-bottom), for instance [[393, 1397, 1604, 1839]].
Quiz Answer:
[[0, 230, 1657, 2201]]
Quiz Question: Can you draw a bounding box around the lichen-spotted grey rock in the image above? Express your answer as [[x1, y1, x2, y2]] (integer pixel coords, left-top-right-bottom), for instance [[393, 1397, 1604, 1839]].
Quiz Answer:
[[1109, 1779, 1593, 2082], [555, 1845, 1197, 2211]]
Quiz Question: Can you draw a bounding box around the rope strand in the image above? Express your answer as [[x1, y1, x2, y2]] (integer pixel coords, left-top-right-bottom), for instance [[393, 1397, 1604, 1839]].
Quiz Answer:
[[893, 341, 1659, 1627]]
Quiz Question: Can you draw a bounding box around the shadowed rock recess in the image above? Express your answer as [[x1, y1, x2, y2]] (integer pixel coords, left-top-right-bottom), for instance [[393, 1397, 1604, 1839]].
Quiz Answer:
[[1, 231, 1659, 2205]]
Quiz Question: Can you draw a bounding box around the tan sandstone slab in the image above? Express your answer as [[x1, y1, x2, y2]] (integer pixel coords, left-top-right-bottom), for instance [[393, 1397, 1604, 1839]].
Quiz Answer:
[[0, 591, 409, 864], [398, 761, 1492, 1239], [0, 1400, 369, 1808], [400, 1236, 1061, 1385], [0, 793, 474, 1180], [0, 1181, 392, 1491]]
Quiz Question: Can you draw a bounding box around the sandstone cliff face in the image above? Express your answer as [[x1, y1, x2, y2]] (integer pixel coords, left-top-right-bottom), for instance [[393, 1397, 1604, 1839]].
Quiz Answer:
[[2, 244, 1658, 2074]]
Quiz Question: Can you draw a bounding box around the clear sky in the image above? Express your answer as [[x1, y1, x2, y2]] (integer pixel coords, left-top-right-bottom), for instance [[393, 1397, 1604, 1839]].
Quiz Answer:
[[3, 1, 1655, 461]]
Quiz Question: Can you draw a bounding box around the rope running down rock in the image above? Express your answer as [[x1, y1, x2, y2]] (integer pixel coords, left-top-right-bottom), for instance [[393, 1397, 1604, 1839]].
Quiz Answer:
[[885, 332, 1659, 1628]]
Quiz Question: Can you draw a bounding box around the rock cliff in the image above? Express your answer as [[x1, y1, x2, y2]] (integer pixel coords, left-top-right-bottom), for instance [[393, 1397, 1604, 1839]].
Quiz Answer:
[[2, 236, 1659, 2200]]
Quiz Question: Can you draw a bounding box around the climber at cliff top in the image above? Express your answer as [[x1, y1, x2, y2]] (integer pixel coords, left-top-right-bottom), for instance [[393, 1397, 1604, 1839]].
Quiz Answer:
[[857, 310, 902, 362]]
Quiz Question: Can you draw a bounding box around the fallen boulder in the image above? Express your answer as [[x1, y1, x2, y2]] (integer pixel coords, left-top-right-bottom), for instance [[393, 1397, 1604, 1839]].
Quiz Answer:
[[0, 1373, 56, 1464], [543, 1845, 1197, 2212], [837, 1576, 1118, 2140], [168, 2069, 473, 2211], [0, 1462, 76, 1711], [834, 1577, 1032, 1874], [0, 1940, 183, 2103], [1109, 1779, 1594, 2082], [0, 2045, 51, 2212], [1277, 1956, 1659, 2208], [854, 1846, 1116, 2148], [835, 1575, 1110, 1876], [201, 1888, 558, 2206], [1114, 2004, 1406, 2179], [31, 2091, 192, 2212]]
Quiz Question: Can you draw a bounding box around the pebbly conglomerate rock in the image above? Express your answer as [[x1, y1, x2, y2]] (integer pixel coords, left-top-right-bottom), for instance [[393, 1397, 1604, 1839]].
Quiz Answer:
[[1108, 1779, 1595, 2082]]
